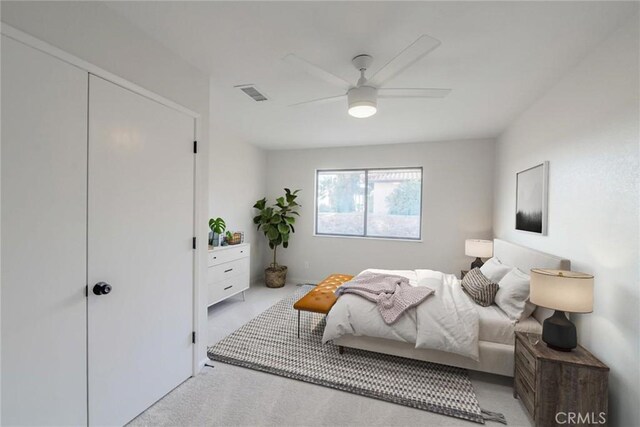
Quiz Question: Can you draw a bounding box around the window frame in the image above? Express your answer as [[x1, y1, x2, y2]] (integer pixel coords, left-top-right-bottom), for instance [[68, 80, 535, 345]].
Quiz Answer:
[[314, 166, 423, 241]]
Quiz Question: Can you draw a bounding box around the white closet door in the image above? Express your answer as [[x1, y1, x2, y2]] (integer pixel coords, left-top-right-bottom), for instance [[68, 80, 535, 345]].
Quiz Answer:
[[1, 36, 88, 425], [87, 75, 194, 426]]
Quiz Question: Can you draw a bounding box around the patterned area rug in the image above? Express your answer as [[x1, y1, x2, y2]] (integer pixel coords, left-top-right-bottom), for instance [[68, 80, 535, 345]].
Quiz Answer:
[[208, 286, 504, 425]]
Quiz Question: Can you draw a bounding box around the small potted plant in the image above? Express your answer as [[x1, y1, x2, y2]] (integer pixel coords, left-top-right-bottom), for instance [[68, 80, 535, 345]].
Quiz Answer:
[[208, 217, 226, 247], [224, 231, 234, 246], [253, 188, 301, 288]]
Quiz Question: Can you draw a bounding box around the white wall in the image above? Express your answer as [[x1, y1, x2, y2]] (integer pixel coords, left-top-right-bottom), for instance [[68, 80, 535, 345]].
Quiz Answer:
[[209, 83, 267, 283], [1, 1, 212, 367], [265, 139, 495, 284], [493, 15, 639, 427]]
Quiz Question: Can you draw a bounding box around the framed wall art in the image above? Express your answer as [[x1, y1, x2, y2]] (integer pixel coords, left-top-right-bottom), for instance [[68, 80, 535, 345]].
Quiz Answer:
[[515, 161, 548, 235]]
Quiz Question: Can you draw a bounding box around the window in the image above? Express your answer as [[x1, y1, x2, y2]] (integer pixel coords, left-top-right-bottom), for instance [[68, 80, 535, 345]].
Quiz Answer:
[[315, 167, 422, 239]]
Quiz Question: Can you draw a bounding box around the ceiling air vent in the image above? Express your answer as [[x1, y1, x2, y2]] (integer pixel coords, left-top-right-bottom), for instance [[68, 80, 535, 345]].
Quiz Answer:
[[235, 84, 268, 102]]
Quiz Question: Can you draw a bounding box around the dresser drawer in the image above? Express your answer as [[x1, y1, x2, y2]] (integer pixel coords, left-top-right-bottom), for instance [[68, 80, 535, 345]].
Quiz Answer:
[[208, 257, 248, 283], [208, 274, 249, 305], [208, 244, 249, 266]]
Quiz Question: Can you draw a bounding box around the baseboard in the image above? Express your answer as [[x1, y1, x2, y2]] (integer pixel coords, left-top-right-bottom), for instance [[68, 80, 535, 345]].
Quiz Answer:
[[252, 274, 320, 286], [288, 276, 321, 286]]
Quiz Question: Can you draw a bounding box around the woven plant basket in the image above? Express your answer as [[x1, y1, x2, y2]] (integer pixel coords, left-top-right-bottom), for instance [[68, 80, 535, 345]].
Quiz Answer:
[[265, 266, 287, 288], [227, 232, 242, 245]]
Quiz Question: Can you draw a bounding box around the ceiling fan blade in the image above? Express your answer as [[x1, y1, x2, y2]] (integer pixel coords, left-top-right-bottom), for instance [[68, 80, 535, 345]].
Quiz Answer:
[[288, 94, 346, 107], [369, 35, 441, 87], [283, 54, 352, 90], [377, 88, 451, 98]]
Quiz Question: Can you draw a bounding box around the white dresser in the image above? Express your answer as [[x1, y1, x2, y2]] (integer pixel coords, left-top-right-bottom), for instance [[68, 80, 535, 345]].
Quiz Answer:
[[207, 243, 250, 306]]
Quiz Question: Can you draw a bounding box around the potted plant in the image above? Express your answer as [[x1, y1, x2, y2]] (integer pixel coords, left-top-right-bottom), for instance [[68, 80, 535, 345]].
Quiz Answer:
[[208, 217, 226, 247], [253, 188, 301, 288], [224, 231, 234, 246]]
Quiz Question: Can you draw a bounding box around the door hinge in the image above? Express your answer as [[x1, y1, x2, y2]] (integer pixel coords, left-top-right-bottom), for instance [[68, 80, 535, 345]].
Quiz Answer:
[[193, 140, 198, 154], [192, 237, 197, 249], [192, 331, 196, 344], [85, 285, 88, 297]]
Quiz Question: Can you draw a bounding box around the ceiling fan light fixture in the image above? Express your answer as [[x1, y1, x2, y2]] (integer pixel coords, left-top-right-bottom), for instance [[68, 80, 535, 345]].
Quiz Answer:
[[347, 86, 378, 118], [348, 104, 377, 118], [284, 36, 451, 115]]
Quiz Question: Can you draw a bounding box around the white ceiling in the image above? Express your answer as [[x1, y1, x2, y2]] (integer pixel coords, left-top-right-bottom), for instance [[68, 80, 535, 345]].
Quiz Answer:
[[105, 1, 633, 150]]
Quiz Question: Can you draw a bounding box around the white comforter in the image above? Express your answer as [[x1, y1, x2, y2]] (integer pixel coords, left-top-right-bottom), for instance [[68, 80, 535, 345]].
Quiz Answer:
[[322, 269, 480, 360]]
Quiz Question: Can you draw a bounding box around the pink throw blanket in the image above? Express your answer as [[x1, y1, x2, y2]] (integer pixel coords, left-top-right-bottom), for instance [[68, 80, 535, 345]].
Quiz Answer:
[[335, 272, 435, 324]]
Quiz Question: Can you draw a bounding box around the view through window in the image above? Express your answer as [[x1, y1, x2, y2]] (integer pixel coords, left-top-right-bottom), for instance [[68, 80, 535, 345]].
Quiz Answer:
[[315, 167, 422, 239]]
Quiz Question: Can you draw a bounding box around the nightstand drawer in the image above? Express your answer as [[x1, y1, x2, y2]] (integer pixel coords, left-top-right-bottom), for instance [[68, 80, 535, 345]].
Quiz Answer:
[[515, 338, 537, 375], [515, 351, 535, 388], [515, 367, 535, 417]]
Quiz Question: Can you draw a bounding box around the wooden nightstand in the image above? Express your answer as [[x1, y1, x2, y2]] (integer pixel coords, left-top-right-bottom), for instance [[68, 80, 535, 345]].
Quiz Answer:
[[514, 332, 609, 426], [461, 270, 469, 279]]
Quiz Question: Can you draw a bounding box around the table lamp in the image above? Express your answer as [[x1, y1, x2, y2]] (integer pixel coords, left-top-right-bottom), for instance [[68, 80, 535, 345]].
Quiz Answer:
[[530, 269, 594, 352], [465, 239, 493, 269]]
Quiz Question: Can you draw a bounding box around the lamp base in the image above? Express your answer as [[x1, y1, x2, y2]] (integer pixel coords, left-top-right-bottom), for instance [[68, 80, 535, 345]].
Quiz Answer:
[[542, 310, 577, 352], [470, 257, 484, 270]]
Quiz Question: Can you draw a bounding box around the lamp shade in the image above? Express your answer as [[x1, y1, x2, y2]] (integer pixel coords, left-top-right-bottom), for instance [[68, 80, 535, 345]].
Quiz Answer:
[[465, 239, 493, 258], [530, 269, 594, 313]]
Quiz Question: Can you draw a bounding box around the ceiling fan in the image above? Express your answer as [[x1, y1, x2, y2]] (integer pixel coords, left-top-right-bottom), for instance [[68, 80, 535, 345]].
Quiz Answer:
[[283, 34, 451, 119]]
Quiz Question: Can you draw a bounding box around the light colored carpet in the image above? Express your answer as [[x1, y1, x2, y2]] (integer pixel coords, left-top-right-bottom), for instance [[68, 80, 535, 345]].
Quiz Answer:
[[129, 283, 533, 427], [209, 286, 495, 424]]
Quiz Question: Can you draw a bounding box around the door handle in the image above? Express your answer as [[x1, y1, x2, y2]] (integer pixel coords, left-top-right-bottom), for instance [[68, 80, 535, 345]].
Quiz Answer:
[[224, 268, 233, 273], [93, 282, 112, 296]]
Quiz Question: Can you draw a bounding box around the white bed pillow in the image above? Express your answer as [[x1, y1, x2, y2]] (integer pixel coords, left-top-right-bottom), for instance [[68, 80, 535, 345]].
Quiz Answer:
[[495, 268, 536, 322], [480, 257, 512, 283]]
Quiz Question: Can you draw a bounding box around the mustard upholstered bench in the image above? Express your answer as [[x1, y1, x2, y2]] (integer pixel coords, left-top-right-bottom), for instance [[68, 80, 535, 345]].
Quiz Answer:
[[293, 273, 353, 338]]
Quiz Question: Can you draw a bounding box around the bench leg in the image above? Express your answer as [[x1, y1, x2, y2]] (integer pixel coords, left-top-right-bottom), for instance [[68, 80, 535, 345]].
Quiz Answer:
[[297, 310, 300, 338], [339, 346, 344, 354]]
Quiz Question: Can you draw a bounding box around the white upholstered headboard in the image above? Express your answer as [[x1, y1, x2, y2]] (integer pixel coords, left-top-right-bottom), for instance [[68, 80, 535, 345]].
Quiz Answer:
[[493, 239, 570, 324]]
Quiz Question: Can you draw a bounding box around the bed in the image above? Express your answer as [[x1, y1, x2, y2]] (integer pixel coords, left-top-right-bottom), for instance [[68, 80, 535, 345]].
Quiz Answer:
[[327, 239, 570, 377]]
